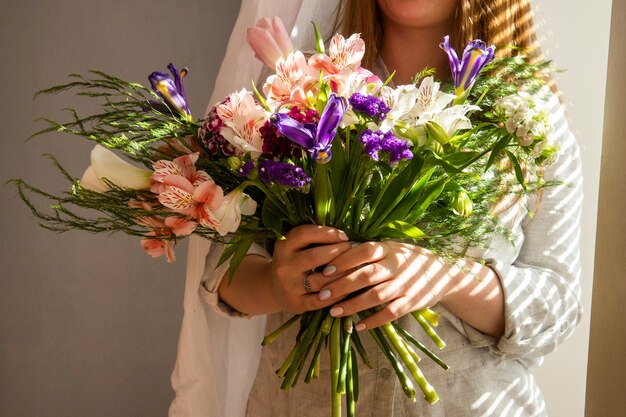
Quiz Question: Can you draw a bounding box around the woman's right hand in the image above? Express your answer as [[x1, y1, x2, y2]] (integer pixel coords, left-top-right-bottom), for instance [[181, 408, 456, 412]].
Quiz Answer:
[[269, 225, 352, 314]]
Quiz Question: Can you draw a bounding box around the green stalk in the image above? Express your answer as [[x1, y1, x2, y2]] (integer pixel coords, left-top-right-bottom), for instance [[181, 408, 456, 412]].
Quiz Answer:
[[369, 326, 416, 401], [417, 308, 440, 327], [337, 316, 353, 395], [276, 340, 301, 378], [281, 310, 325, 390], [305, 327, 327, 383], [350, 346, 360, 402], [402, 338, 421, 364], [383, 323, 439, 404], [330, 317, 343, 417], [412, 311, 446, 349], [391, 322, 449, 370], [262, 314, 301, 346], [346, 347, 356, 417], [360, 169, 400, 233], [351, 329, 372, 368]]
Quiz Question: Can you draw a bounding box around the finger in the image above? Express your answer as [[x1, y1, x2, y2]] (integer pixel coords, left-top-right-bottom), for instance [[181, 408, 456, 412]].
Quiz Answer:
[[294, 293, 344, 313], [353, 298, 413, 331], [297, 241, 354, 272], [316, 262, 391, 301], [321, 242, 388, 276], [329, 278, 408, 317], [282, 225, 349, 252]]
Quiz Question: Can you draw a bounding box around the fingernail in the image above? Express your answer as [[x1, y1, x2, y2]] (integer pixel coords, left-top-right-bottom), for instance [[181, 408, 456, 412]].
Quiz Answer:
[[319, 289, 331, 301], [323, 265, 336, 276], [355, 323, 366, 331], [351, 242, 360, 249], [338, 231, 349, 241], [330, 306, 344, 317]]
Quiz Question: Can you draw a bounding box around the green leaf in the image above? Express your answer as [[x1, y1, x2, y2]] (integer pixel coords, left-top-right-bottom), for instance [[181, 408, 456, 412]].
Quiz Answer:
[[442, 151, 480, 168], [405, 176, 448, 223], [377, 221, 427, 240], [262, 198, 286, 238], [312, 21, 325, 54], [485, 133, 512, 171], [227, 233, 256, 283], [504, 149, 527, 191], [376, 166, 435, 226]]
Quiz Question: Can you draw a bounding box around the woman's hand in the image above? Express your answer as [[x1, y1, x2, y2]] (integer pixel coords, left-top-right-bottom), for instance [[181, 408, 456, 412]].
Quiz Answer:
[[268, 224, 354, 313], [305, 240, 505, 337], [219, 225, 353, 315]]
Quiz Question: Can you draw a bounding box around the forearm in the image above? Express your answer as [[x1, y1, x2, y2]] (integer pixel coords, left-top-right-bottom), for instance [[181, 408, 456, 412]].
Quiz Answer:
[[218, 254, 280, 316], [440, 259, 505, 339]]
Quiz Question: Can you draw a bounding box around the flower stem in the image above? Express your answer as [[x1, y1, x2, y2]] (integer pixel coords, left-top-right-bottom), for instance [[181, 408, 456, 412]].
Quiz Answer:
[[391, 322, 449, 370], [262, 314, 301, 346], [330, 317, 342, 417], [383, 323, 439, 404], [368, 326, 416, 401], [412, 311, 446, 349]]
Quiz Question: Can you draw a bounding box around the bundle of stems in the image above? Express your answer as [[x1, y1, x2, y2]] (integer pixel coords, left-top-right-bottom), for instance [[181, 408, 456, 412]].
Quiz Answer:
[[262, 307, 449, 417]]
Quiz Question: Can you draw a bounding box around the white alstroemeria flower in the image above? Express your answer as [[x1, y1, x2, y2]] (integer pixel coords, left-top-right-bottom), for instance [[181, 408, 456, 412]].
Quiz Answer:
[[408, 76, 456, 119], [378, 84, 420, 133], [416, 104, 480, 138], [80, 145, 152, 192], [216, 89, 267, 157], [212, 188, 257, 236]]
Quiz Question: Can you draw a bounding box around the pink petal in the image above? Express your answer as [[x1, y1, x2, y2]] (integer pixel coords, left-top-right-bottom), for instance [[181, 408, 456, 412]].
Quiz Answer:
[[172, 153, 199, 181], [152, 160, 182, 183], [193, 180, 224, 210], [141, 237, 176, 263], [158, 186, 195, 212], [195, 205, 220, 229], [164, 216, 197, 236], [161, 174, 195, 194]]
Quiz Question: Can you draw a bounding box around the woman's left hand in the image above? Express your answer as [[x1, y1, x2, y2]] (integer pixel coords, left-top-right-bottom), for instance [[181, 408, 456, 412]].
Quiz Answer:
[[305, 240, 456, 331]]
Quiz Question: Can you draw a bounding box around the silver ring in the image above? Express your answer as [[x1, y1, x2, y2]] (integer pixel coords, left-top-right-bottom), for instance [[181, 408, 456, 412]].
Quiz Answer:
[[303, 273, 313, 294]]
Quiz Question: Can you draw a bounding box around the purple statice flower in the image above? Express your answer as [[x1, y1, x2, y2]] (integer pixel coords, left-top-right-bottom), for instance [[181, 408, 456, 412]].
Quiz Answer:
[[258, 160, 311, 189], [359, 129, 413, 165], [272, 94, 347, 163], [148, 63, 192, 119], [349, 92, 390, 120], [240, 161, 255, 177]]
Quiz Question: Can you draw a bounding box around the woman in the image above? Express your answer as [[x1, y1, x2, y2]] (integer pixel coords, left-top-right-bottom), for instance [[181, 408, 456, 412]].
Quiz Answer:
[[173, 1, 583, 416]]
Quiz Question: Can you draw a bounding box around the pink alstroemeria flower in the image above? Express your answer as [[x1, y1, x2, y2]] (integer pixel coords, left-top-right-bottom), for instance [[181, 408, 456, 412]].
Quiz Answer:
[[151, 153, 225, 228], [247, 16, 294, 69], [215, 89, 267, 156], [309, 33, 365, 75], [138, 216, 197, 263], [264, 50, 318, 107]]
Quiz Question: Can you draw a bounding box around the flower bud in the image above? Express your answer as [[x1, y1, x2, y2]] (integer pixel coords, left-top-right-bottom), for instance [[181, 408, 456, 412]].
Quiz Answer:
[[450, 189, 473, 218], [228, 156, 242, 171]]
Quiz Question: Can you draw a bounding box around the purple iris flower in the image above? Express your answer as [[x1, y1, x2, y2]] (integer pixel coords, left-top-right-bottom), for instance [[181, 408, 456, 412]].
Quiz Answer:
[[440, 35, 495, 100], [272, 94, 347, 163], [148, 63, 192, 119]]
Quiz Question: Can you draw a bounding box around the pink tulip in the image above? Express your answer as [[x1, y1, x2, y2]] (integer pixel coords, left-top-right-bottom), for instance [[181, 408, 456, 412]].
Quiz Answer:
[[247, 16, 294, 69]]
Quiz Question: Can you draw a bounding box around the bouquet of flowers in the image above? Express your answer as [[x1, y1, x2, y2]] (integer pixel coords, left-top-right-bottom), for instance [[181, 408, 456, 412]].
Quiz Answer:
[[15, 16, 556, 417]]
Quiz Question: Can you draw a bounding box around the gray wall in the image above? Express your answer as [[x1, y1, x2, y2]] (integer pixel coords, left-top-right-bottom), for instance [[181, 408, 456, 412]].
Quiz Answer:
[[0, 1, 241, 416]]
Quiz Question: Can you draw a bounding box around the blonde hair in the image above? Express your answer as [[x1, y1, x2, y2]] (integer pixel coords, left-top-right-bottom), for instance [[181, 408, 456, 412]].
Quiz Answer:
[[334, 0, 543, 70]]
